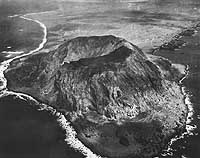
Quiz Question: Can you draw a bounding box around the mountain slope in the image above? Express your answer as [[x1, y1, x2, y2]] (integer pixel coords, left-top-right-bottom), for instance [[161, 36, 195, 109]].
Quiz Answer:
[[5, 35, 187, 158]]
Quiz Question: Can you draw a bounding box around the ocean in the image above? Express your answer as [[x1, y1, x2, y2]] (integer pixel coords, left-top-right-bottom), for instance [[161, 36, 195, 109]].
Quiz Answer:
[[153, 26, 200, 158], [1, 0, 200, 158]]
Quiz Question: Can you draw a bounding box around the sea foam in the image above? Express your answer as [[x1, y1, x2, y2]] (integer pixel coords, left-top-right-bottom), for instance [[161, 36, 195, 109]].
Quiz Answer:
[[159, 65, 196, 157], [0, 12, 102, 158]]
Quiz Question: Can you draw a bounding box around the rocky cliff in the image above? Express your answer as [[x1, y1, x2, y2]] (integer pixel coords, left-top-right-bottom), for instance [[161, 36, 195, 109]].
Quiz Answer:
[[5, 35, 187, 158]]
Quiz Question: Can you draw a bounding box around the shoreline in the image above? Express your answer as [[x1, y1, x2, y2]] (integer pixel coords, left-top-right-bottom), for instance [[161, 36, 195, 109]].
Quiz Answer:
[[0, 91, 102, 158], [0, 11, 102, 158], [150, 22, 200, 156], [1, 10, 200, 158], [151, 22, 200, 54], [159, 65, 195, 157], [0, 12, 47, 91]]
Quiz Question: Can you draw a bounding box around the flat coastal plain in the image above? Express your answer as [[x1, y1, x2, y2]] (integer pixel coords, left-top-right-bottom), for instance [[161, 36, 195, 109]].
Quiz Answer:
[[25, 0, 200, 54]]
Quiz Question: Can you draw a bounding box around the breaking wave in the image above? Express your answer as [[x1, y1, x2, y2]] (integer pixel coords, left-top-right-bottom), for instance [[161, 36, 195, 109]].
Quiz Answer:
[[0, 12, 102, 158], [159, 65, 196, 157]]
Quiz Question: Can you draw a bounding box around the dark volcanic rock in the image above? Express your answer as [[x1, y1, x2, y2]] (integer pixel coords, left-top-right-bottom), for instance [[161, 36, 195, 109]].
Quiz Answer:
[[160, 39, 185, 50], [5, 35, 187, 158]]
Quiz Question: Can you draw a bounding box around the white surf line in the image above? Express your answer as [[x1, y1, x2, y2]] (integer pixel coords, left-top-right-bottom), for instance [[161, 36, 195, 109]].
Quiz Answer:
[[0, 14, 47, 91], [0, 91, 103, 158], [58, 114, 103, 158], [1, 51, 24, 58], [8, 10, 57, 18], [23, 10, 58, 17], [8, 14, 19, 18], [179, 65, 196, 133], [1, 51, 24, 55], [160, 65, 196, 157], [1, 13, 103, 158], [1, 90, 103, 158]]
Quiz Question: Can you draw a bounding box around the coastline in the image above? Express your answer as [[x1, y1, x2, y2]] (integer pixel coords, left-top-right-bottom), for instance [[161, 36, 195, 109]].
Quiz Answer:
[[159, 65, 195, 157], [0, 91, 102, 158], [148, 22, 200, 156], [1, 9, 200, 158], [0, 11, 102, 158], [150, 22, 200, 156], [151, 22, 200, 54], [0, 13, 47, 91]]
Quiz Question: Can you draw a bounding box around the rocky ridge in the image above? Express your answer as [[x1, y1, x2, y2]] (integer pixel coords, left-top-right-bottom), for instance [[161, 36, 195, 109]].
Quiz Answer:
[[5, 35, 187, 158]]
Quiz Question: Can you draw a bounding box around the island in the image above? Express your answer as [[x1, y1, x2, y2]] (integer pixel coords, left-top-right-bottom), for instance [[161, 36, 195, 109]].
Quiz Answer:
[[5, 35, 187, 158]]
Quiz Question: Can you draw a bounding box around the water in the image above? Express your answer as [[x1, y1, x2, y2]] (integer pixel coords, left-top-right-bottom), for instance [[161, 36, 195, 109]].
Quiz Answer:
[[0, 16, 44, 62], [153, 26, 200, 158], [0, 94, 83, 158], [1, 0, 200, 158], [0, 7, 100, 158], [0, 14, 85, 158]]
